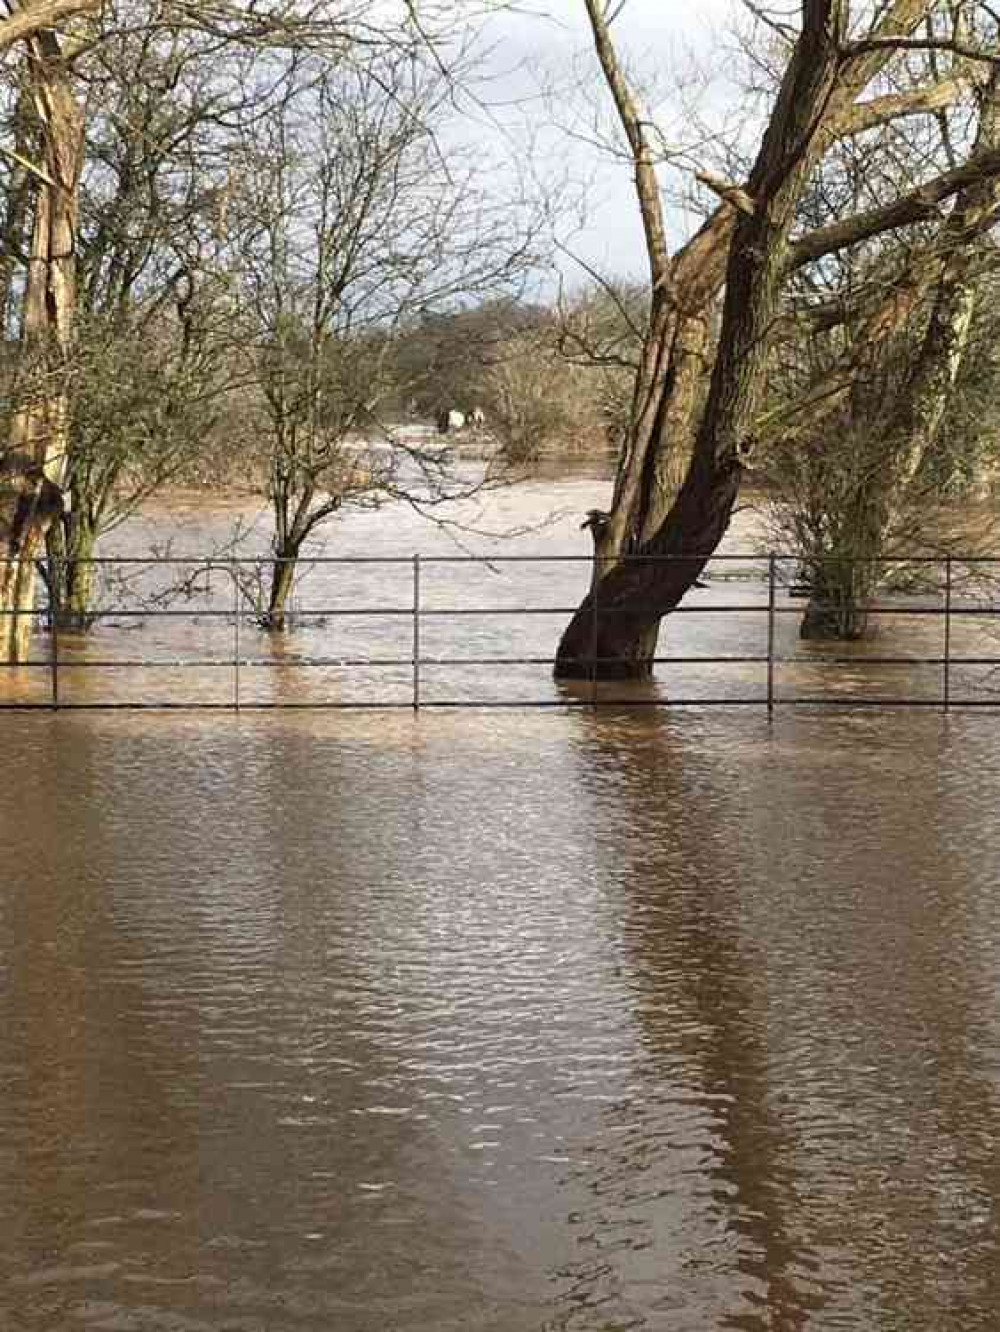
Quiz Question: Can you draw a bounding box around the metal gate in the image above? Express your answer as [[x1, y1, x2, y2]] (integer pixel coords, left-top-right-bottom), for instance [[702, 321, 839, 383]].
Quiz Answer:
[[2, 552, 999, 712]]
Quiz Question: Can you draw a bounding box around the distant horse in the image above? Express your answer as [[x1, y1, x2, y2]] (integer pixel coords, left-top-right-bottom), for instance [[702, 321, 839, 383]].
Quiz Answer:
[[436, 408, 466, 435], [468, 407, 486, 428]]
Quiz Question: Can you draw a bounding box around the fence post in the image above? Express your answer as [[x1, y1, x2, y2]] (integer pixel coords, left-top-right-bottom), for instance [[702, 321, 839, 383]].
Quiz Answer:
[[49, 558, 60, 712], [591, 561, 600, 705], [943, 554, 952, 714], [413, 553, 421, 712], [233, 559, 241, 713], [767, 551, 776, 719]]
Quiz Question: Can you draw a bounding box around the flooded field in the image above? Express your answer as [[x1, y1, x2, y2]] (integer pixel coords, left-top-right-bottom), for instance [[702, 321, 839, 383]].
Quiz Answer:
[[5, 705, 1000, 1330], [3, 469, 1000, 712], [3, 476, 1000, 1330]]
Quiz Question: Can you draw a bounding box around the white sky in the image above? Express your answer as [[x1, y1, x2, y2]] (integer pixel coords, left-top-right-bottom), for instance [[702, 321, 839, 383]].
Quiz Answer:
[[467, 0, 746, 284]]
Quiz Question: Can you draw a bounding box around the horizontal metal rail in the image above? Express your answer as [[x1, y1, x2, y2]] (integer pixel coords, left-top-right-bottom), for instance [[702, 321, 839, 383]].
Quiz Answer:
[[6, 652, 1000, 670], [7, 551, 1000, 564], [4, 698, 1000, 714], [1, 549, 999, 714], [4, 603, 1000, 619]]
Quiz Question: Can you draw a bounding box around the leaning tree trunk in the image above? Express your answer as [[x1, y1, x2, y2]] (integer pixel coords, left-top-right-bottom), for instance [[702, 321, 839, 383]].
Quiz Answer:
[[556, 0, 849, 679], [584, 309, 713, 674], [0, 29, 84, 662], [560, 0, 950, 678]]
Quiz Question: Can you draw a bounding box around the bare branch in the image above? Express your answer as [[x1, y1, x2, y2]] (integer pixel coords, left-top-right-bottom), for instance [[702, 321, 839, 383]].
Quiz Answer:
[[695, 170, 756, 216], [843, 34, 1000, 66], [0, 141, 56, 185], [832, 75, 970, 137], [788, 144, 1000, 269], [581, 0, 672, 297], [0, 0, 99, 54]]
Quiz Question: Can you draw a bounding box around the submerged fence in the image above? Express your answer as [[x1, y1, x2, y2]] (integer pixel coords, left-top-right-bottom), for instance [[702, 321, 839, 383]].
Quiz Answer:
[[3, 551, 1000, 712]]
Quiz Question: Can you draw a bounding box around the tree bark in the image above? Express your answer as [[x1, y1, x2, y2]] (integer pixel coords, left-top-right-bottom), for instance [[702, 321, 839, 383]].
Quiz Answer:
[[0, 91, 34, 337], [0, 27, 84, 661], [263, 545, 298, 632], [557, 0, 850, 678], [45, 504, 99, 631], [557, 0, 947, 678], [0, 0, 98, 54]]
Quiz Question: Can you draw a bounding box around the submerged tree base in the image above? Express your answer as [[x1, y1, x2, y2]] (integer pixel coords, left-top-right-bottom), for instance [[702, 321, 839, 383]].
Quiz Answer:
[[553, 656, 655, 682], [799, 599, 873, 641]]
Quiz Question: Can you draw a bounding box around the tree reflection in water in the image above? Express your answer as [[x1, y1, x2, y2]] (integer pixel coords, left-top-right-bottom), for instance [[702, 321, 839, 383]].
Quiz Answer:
[[549, 707, 1000, 1332]]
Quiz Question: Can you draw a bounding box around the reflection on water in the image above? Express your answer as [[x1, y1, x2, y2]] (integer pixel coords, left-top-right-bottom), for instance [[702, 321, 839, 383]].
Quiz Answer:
[[7, 472, 996, 711], [4, 476, 1000, 1328], [3, 706, 1000, 1330]]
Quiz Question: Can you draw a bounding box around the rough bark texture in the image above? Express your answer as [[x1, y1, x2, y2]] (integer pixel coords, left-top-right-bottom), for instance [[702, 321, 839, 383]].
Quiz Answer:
[[0, 27, 84, 661], [264, 548, 298, 632], [0, 0, 98, 54], [263, 471, 340, 632], [556, 0, 849, 678], [557, 0, 947, 678]]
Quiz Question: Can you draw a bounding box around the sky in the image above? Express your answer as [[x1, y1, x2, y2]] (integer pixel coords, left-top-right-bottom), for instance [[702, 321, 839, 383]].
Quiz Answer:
[[467, 0, 746, 284]]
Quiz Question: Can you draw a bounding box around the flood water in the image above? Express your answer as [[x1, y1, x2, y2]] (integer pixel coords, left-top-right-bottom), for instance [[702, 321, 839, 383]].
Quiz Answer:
[[5, 465, 998, 711], [4, 474, 1000, 1331]]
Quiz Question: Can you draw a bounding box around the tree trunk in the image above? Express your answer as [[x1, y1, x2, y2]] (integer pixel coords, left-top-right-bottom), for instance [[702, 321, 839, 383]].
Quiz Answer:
[[559, 455, 743, 678], [0, 29, 84, 662], [799, 563, 873, 641], [557, 0, 849, 679], [798, 271, 977, 640], [800, 73, 1000, 639], [263, 546, 298, 632], [599, 0, 944, 541], [559, 0, 946, 678], [45, 506, 99, 631]]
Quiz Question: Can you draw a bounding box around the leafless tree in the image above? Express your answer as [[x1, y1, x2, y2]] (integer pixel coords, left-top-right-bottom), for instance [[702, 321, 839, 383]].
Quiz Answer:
[[743, 6, 1000, 637], [554, 0, 1000, 678], [0, 0, 85, 659], [38, 6, 269, 627], [0, 0, 527, 656], [227, 53, 537, 629]]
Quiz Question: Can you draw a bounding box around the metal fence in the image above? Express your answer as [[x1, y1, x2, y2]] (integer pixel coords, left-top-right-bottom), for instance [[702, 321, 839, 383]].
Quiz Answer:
[[3, 551, 1000, 712]]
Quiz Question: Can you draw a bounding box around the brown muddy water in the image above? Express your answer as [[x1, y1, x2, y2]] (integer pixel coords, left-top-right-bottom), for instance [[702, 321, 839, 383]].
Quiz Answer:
[[4, 468, 998, 710], [4, 475, 1000, 1331]]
